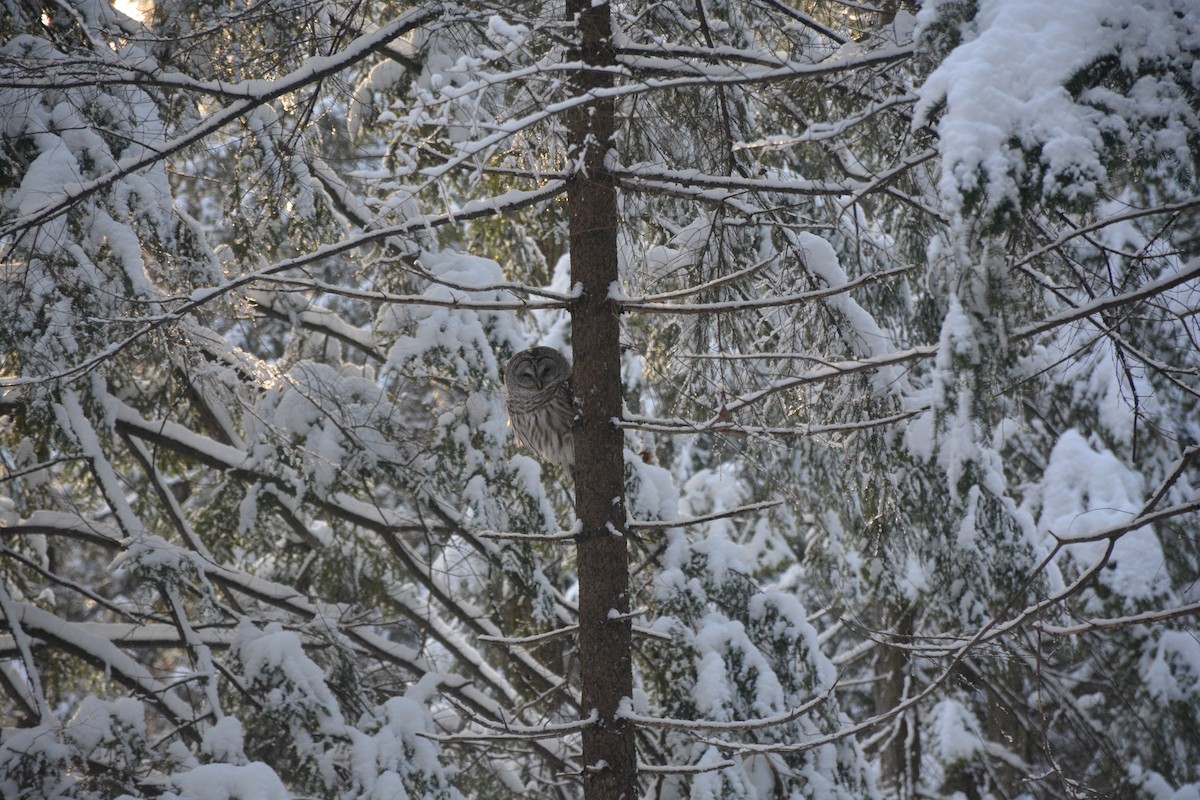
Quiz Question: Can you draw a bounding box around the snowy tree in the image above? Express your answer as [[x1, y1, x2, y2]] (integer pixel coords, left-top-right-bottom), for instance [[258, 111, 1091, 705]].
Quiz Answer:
[[1, 0, 1198, 799]]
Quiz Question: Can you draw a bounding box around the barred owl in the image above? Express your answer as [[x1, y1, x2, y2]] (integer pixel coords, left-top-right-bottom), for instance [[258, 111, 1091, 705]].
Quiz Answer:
[[504, 346, 575, 470]]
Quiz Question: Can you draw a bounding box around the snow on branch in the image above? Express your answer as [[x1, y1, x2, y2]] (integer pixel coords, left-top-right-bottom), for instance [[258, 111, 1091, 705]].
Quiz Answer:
[[736, 92, 918, 150], [0, 622, 238, 659], [247, 291, 383, 360], [1032, 601, 1200, 638], [478, 625, 579, 646], [637, 759, 738, 775], [251, 275, 570, 312], [476, 529, 579, 542], [719, 347, 936, 415], [5, 603, 199, 732], [621, 688, 835, 732], [1014, 256, 1200, 341], [613, 42, 796, 70], [420, 711, 597, 743], [1044, 496, 1200, 546], [627, 500, 783, 531], [619, 409, 926, 438], [0, 511, 122, 547], [614, 45, 911, 86], [0, 181, 568, 389], [0, 7, 444, 242], [617, 263, 917, 314], [838, 147, 944, 222], [611, 162, 863, 198]]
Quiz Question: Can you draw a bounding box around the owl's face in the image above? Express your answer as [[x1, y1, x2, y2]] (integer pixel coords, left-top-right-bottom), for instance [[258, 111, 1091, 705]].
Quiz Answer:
[[506, 347, 569, 393], [511, 355, 558, 390]]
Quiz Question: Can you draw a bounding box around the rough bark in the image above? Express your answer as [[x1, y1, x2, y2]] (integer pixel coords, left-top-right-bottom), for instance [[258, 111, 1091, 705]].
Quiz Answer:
[[567, 1, 637, 798]]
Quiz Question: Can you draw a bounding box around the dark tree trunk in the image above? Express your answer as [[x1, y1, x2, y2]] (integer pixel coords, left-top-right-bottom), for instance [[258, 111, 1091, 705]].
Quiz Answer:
[[876, 606, 920, 798], [567, 1, 637, 798]]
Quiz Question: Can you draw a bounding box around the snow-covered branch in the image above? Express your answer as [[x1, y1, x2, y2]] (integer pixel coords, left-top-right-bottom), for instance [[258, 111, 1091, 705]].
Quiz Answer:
[[617, 263, 917, 314], [621, 688, 835, 732], [627, 500, 782, 531], [0, 181, 568, 389], [5, 603, 201, 735], [1014, 256, 1200, 340], [250, 275, 570, 311], [1032, 601, 1200, 637], [0, 7, 443, 242], [420, 712, 596, 743], [619, 409, 925, 438]]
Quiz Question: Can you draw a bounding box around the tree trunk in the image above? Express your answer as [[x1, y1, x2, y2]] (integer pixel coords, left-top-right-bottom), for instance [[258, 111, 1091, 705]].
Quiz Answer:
[[567, 1, 637, 798], [875, 606, 919, 798]]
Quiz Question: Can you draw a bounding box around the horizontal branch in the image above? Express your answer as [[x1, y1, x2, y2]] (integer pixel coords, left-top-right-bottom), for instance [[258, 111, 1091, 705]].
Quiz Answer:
[[612, 162, 862, 198], [476, 530, 578, 542], [420, 712, 597, 743], [627, 500, 783, 531], [616, 263, 917, 314], [621, 687, 834, 732], [0, 622, 238, 658], [736, 92, 917, 150], [637, 760, 738, 775], [1032, 601, 1200, 637], [624, 407, 921, 438], [619, 408, 925, 438], [614, 45, 911, 88], [476, 520, 582, 542], [478, 625, 579, 646], [1047, 495, 1200, 545], [0, 511, 123, 548], [252, 276, 570, 311]]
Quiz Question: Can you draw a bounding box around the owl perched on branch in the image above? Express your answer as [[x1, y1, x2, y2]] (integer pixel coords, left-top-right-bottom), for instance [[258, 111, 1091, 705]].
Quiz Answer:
[[504, 347, 576, 470]]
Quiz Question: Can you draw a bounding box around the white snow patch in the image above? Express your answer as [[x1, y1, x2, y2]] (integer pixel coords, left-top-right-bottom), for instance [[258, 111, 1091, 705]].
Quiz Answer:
[[162, 762, 288, 800]]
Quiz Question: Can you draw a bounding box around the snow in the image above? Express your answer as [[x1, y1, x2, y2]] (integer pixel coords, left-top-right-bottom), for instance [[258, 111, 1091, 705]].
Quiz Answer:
[[202, 717, 247, 764], [916, 0, 1200, 212], [1035, 430, 1167, 607], [235, 622, 346, 733], [11, 135, 81, 255], [796, 231, 900, 395], [929, 699, 983, 763], [64, 696, 146, 758], [625, 448, 679, 525], [1144, 630, 1200, 704], [916, 0, 1110, 210], [385, 249, 526, 380], [0, 725, 76, 800], [1130, 763, 1200, 800], [161, 762, 289, 800], [349, 58, 410, 140]]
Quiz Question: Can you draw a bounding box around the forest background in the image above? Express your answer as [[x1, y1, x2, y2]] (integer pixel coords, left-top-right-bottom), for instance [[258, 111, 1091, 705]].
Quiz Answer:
[[1, 0, 1198, 799]]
